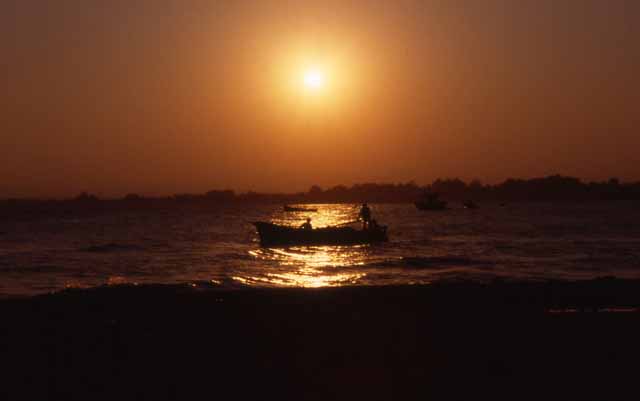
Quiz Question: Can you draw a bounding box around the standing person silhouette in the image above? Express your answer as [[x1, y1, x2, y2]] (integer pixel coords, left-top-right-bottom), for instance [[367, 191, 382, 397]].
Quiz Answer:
[[300, 218, 313, 230], [359, 203, 372, 229]]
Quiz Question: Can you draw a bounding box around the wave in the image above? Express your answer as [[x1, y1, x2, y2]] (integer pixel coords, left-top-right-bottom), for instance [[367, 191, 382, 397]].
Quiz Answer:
[[369, 256, 494, 269], [215, 252, 254, 261], [40, 275, 640, 296], [81, 243, 144, 253], [0, 264, 63, 273]]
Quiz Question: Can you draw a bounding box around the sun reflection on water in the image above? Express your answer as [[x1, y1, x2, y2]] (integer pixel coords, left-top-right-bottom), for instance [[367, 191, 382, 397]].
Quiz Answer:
[[250, 246, 367, 268], [241, 204, 372, 288], [269, 204, 360, 229]]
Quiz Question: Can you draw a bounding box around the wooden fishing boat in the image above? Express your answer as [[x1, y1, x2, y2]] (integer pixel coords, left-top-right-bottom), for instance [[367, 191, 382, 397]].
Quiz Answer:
[[253, 221, 388, 247]]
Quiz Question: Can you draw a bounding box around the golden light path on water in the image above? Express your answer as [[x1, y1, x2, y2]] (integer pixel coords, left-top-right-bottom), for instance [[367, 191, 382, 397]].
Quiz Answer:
[[237, 204, 371, 288]]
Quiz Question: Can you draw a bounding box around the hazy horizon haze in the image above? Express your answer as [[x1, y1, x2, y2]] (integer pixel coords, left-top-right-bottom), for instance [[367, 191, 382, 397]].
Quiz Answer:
[[2, 0, 639, 198]]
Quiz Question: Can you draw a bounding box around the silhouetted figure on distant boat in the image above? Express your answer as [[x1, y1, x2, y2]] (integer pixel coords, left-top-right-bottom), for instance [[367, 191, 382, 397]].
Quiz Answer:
[[415, 191, 447, 211], [359, 203, 372, 229], [300, 218, 313, 230], [463, 200, 478, 209], [369, 219, 379, 231]]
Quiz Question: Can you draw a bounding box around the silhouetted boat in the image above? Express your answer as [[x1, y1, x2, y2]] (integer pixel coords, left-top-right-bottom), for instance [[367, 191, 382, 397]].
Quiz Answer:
[[463, 200, 478, 209], [415, 192, 447, 211], [253, 221, 388, 247], [284, 205, 318, 212]]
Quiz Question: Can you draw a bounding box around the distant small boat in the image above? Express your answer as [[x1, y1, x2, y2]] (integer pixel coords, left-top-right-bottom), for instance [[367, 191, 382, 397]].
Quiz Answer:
[[253, 221, 388, 247], [463, 200, 478, 209], [415, 192, 447, 211], [284, 205, 318, 212]]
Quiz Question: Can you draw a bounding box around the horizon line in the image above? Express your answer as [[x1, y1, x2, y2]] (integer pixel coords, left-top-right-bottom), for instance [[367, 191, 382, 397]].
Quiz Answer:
[[2, 174, 639, 201]]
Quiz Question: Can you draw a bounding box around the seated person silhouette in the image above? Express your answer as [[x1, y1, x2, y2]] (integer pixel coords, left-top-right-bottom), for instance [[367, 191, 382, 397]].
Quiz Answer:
[[300, 218, 313, 230]]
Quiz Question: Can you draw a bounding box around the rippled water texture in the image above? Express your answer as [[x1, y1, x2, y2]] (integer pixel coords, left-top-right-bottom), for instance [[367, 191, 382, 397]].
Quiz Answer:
[[1, 202, 640, 296]]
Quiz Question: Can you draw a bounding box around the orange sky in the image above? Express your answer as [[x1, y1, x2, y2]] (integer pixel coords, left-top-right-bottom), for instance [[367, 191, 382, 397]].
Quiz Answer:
[[1, 0, 639, 198]]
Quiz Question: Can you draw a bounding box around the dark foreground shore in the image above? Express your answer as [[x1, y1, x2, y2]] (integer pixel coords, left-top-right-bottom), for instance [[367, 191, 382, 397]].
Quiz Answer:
[[2, 279, 640, 401]]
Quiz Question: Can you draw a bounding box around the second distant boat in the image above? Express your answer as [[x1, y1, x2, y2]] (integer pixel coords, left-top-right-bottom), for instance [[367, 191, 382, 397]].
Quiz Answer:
[[462, 200, 478, 209], [415, 192, 448, 211]]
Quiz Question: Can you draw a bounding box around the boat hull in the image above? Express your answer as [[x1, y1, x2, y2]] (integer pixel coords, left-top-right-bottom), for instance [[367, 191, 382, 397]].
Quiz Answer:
[[253, 221, 388, 247]]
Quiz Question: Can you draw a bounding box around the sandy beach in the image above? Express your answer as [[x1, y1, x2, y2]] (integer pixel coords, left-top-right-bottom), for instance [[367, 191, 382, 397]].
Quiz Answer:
[[2, 279, 639, 400]]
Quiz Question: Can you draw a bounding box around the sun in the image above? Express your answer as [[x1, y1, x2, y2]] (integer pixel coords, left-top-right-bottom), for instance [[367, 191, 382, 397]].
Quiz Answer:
[[302, 68, 325, 90]]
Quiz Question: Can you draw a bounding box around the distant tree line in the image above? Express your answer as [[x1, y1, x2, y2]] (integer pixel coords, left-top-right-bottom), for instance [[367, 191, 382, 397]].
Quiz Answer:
[[2, 176, 640, 218], [280, 176, 640, 203], [425, 175, 640, 202]]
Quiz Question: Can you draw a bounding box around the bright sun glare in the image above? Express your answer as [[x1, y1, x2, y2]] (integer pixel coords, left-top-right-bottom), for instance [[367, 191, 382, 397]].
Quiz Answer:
[[303, 68, 325, 90]]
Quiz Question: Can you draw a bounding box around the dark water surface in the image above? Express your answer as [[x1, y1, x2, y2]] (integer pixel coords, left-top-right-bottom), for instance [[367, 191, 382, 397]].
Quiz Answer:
[[1, 202, 640, 296]]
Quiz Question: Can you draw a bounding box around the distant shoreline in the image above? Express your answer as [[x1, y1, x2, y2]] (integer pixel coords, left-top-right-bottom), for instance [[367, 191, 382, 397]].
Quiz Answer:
[[2, 175, 640, 205]]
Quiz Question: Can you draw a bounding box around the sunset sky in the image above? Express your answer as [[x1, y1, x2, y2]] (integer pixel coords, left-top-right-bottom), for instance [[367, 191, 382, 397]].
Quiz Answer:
[[2, 0, 639, 198]]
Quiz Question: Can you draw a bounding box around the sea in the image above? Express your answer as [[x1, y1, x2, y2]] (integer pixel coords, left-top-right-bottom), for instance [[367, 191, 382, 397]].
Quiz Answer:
[[1, 202, 640, 297]]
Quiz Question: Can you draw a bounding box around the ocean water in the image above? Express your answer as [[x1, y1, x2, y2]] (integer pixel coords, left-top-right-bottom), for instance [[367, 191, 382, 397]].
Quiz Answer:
[[1, 202, 640, 297]]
